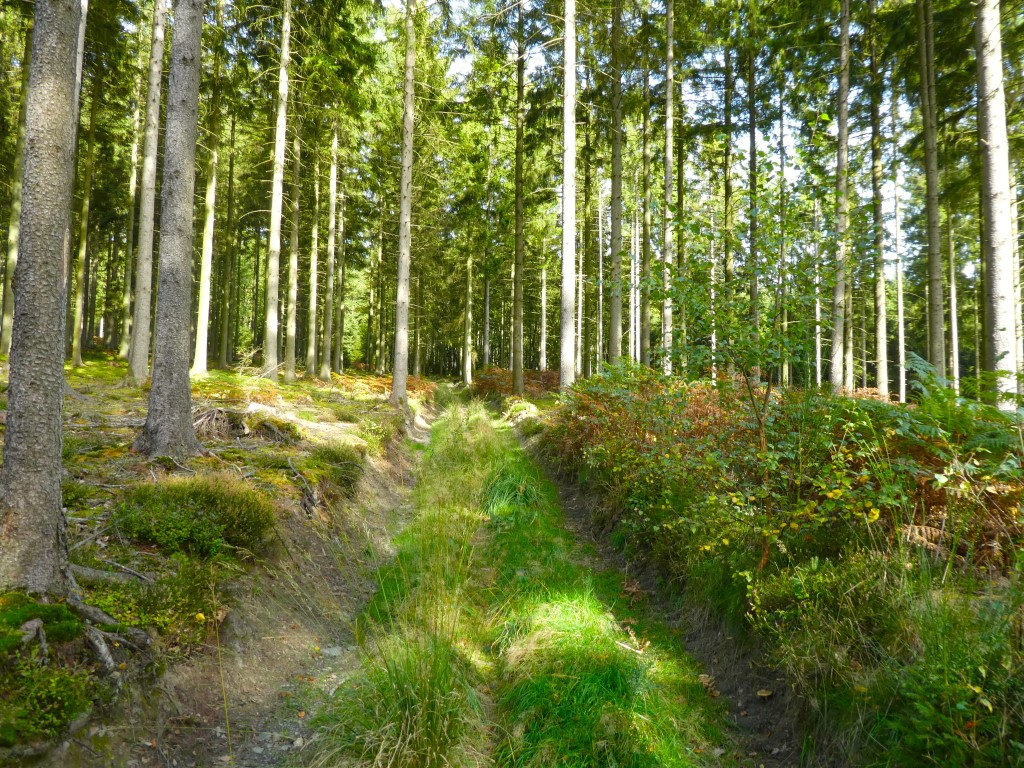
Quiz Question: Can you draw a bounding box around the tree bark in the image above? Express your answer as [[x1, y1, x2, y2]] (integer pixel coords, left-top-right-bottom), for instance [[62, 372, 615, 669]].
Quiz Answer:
[[608, 0, 623, 364], [128, 0, 167, 384], [119, 37, 145, 359], [319, 123, 338, 380], [307, 149, 320, 370], [390, 0, 416, 405], [559, 0, 577, 388], [218, 115, 236, 367], [640, 70, 651, 367], [918, 0, 946, 378], [71, 70, 102, 367], [746, 41, 758, 351], [284, 109, 300, 383], [830, 0, 850, 392], [870, 0, 888, 397], [947, 209, 960, 393], [662, 0, 674, 375], [135, 0, 204, 459], [263, 0, 291, 380], [976, 0, 1017, 400], [0, 0, 88, 596], [539, 263, 547, 370], [190, 0, 224, 377], [1, 22, 33, 359], [512, 4, 525, 394]]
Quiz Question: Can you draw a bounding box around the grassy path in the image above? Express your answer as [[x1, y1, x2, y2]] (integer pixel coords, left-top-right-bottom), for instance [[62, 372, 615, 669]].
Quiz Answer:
[[306, 400, 739, 768]]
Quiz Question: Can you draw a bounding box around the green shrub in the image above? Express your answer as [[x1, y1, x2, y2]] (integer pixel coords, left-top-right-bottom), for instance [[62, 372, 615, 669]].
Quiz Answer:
[[359, 409, 406, 454], [308, 442, 366, 498], [113, 474, 276, 558]]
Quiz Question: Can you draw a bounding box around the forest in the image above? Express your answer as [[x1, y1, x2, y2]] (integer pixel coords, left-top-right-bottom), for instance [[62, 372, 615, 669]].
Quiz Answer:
[[0, 0, 1023, 764]]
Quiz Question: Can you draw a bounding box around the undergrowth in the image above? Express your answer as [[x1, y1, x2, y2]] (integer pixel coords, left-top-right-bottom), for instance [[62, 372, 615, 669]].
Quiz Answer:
[[543, 363, 1024, 766]]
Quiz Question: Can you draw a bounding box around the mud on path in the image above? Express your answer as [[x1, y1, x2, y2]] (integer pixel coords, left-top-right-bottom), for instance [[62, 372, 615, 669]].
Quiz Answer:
[[528, 444, 804, 768]]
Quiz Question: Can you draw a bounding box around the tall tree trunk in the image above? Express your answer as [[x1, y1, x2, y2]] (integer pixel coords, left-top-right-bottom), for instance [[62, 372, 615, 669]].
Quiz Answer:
[[947, 209, 960, 393], [128, 0, 167, 384], [0, 0, 87, 595], [918, 0, 946, 378], [608, 0, 623, 364], [284, 110, 300, 383], [119, 37, 145, 359], [71, 70, 102, 367], [462, 237, 473, 385], [640, 70, 651, 367], [319, 123, 338, 380], [723, 47, 734, 367], [830, 0, 850, 392], [870, 2, 888, 397], [662, 0, 674, 375], [218, 115, 235, 367], [746, 41, 758, 352], [390, 0, 416, 405], [539, 262, 548, 370], [976, 0, 1017, 400], [0, 21, 32, 359], [263, 0, 291, 380], [559, 0, 577, 388], [813, 201, 822, 387], [483, 275, 491, 366], [306, 150, 320, 369], [135, 0, 204, 459], [190, 0, 224, 376], [334, 189, 346, 373], [512, 5, 526, 395]]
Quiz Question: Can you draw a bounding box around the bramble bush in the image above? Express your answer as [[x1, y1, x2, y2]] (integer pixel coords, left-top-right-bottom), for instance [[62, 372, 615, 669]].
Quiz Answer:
[[542, 363, 1024, 764]]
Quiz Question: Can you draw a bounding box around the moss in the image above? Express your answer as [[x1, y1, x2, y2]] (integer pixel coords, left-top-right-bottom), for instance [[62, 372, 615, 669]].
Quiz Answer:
[[0, 593, 82, 657], [112, 473, 277, 558], [0, 656, 91, 745]]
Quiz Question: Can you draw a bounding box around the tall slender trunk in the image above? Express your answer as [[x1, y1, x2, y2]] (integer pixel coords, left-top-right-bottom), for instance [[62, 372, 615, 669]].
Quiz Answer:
[[813, 201, 822, 387], [723, 47, 734, 366], [335, 190, 346, 373], [746, 42, 758, 350], [640, 70, 651, 367], [0, 0, 88, 596], [918, 0, 946, 378], [559, 0, 577, 387], [218, 116, 236, 367], [830, 0, 850, 391], [319, 123, 338, 380], [71, 71, 102, 367], [390, 0, 416, 405], [119, 38, 144, 359], [870, 2, 888, 397], [976, 0, 1017, 400], [608, 0, 623, 364], [306, 150, 320, 369], [462, 235, 473, 385], [190, 0, 224, 376], [128, 0, 166, 384], [598, 181, 604, 364], [512, 6, 526, 393], [947, 209, 960, 393], [483, 276, 491, 366], [135, 0, 204, 458], [539, 263, 548, 370], [0, 21, 32, 359], [662, 0, 674, 375], [284, 110, 300, 382], [263, 0, 291, 380]]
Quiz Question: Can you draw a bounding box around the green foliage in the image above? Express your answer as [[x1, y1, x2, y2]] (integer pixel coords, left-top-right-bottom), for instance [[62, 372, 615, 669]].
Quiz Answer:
[[0, 654, 90, 746], [544, 369, 1024, 764], [358, 408, 406, 455], [307, 442, 366, 498], [0, 594, 82, 656], [83, 556, 218, 651], [112, 474, 276, 558], [482, 456, 543, 525]]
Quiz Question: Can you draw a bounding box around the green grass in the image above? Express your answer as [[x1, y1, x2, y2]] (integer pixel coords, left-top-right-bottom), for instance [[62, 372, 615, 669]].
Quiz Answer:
[[308, 402, 726, 768]]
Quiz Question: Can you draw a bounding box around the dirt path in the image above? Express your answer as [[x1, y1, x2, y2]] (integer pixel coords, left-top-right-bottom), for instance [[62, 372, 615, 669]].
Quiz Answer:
[[529, 445, 803, 768]]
